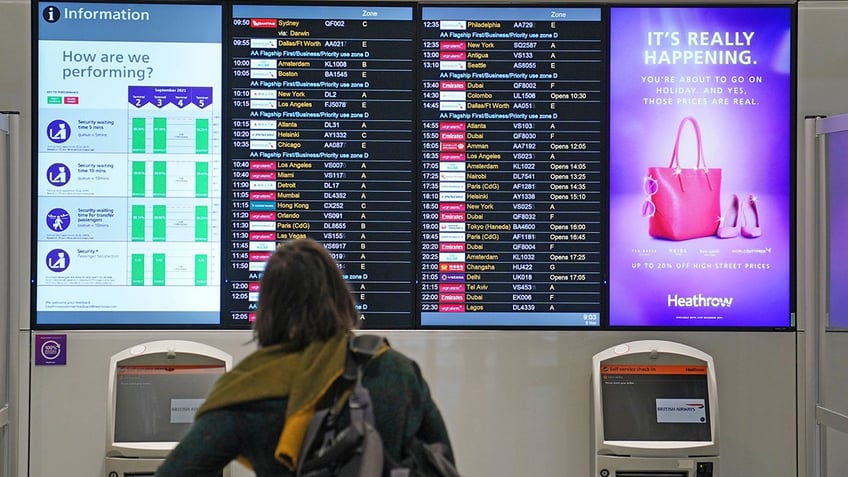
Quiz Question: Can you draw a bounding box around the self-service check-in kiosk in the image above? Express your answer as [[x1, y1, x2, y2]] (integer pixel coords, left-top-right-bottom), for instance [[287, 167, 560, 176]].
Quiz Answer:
[[105, 340, 232, 477], [592, 340, 719, 477]]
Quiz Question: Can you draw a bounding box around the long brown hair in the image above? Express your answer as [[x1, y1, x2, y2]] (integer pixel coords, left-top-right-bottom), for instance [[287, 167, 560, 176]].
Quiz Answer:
[[253, 238, 359, 349]]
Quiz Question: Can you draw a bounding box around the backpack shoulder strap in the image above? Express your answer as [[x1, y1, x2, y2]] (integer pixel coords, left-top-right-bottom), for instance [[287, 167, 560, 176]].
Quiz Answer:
[[343, 334, 385, 380], [296, 335, 385, 477]]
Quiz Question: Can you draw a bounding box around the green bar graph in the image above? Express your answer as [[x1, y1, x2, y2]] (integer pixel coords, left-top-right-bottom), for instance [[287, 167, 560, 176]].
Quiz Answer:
[[132, 118, 146, 153], [132, 162, 146, 197], [152, 254, 165, 286], [131, 205, 145, 241], [195, 205, 209, 242], [131, 254, 145, 286], [153, 117, 167, 153], [153, 161, 166, 197], [152, 205, 166, 242], [195, 254, 208, 286], [196, 162, 209, 198], [196, 118, 209, 154]]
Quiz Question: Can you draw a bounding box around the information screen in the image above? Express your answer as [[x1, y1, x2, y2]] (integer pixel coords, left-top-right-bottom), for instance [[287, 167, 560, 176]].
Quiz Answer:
[[32, 2, 795, 330], [418, 7, 606, 327], [223, 5, 416, 328], [600, 364, 711, 442], [35, 2, 223, 326]]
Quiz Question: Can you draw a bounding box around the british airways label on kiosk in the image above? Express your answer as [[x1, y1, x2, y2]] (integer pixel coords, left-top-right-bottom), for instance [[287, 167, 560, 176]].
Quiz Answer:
[[170, 398, 204, 424], [655, 398, 707, 423]]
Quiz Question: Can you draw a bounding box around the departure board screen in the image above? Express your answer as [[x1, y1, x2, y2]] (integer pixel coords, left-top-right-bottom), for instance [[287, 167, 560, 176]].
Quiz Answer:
[[224, 5, 416, 328], [418, 7, 606, 327]]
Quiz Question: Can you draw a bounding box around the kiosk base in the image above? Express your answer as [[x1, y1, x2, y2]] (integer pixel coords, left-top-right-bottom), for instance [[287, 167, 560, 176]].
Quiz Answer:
[[595, 455, 718, 477], [105, 456, 228, 477], [105, 456, 164, 477]]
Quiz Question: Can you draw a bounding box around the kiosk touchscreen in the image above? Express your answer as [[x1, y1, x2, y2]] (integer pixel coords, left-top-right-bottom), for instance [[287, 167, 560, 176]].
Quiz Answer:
[[592, 340, 719, 477], [105, 340, 232, 477]]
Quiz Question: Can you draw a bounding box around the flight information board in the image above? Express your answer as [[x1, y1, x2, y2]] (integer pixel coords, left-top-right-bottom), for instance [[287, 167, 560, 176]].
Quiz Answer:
[[32, 1, 794, 330], [223, 5, 417, 328], [418, 7, 606, 327]]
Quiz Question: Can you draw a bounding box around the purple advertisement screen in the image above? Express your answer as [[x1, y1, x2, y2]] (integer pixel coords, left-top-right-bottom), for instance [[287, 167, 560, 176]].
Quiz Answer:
[[828, 130, 848, 329], [609, 7, 793, 327]]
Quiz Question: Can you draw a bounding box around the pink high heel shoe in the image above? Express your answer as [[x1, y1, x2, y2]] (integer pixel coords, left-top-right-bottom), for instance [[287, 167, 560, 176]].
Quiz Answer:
[[716, 194, 739, 238], [741, 194, 762, 238], [717, 194, 740, 239]]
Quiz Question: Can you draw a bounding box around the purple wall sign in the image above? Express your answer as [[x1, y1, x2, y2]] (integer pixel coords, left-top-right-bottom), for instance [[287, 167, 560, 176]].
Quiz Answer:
[[609, 7, 793, 327], [828, 130, 848, 329], [35, 334, 67, 365]]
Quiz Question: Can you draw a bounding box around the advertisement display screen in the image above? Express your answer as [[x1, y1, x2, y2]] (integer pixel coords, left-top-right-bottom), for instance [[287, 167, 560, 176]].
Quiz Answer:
[[32, 2, 796, 330], [35, 2, 223, 326], [608, 7, 794, 328]]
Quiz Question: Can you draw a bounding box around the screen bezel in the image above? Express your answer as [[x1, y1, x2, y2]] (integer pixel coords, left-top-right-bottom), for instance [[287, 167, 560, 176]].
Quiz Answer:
[[30, 1, 797, 332]]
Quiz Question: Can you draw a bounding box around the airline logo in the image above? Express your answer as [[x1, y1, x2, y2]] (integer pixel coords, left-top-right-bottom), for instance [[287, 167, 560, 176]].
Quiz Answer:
[[655, 398, 707, 424], [251, 18, 277, 28], [171, 398, 204, 424], [439, 232, 464, 242]]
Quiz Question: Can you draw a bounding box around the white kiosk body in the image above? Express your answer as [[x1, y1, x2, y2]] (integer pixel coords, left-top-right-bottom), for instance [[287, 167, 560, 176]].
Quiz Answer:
[[592, 340, 719, 477], [105, 340, 232, 477]]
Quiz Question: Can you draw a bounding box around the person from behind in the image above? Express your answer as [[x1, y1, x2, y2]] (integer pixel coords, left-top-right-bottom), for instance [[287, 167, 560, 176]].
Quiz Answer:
[[155, 238, 454, 476]]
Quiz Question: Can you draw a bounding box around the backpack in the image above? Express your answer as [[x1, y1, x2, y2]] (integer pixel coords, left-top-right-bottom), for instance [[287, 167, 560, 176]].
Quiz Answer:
[[295, 335, 461, 477]]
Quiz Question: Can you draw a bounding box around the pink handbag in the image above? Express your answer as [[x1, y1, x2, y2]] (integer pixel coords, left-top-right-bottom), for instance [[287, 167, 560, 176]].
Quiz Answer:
[[643, 117, 722, 241]]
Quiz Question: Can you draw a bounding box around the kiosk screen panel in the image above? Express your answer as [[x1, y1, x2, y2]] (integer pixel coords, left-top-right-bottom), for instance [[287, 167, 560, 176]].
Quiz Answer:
[[114, 364, 224, 443], [600, 364, 711, 442]]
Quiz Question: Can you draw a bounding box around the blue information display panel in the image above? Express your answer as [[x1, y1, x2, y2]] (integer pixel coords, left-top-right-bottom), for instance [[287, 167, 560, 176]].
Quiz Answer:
[[35, 2, 223, 326]]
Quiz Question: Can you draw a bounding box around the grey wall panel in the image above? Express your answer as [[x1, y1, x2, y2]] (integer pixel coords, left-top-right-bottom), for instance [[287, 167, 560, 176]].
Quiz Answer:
[[0, 1, 30, 114], [798, 4, 848, 477], [27, 330, 797, 477], [824, 333, 848, 473]]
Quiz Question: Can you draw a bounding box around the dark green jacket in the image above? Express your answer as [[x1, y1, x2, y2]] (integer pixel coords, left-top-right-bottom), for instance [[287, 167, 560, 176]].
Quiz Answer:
[[155, 347, 452, 477]]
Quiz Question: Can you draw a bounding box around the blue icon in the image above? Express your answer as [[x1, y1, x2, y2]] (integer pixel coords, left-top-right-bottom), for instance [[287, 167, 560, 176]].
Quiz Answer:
[[46, 249, 70, 272], [46, 208, 70, 232], [47, 119, 70, 144], [46, 163, 70, 186]]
